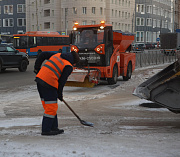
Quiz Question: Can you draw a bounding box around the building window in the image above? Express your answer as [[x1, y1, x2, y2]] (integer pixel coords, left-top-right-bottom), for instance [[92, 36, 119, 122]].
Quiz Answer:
[[136, 4, 145, 14], [122, 23, 124, 31], [32, 13, 34, 20], [122, 0, 124, 6], [122, 11, 124, 18], [0, 19, 1, 27], [40, 24, 42, 30], [44, 0, 50, 4], [153, 32, 156, 42], [136, 31, 144, 42], [147, 5, 152, 14], [92, 7, 95, 14], [82, 7, 87, 14], [82, 20, 87, 25], [52, 10, 54, 16], [164, 21, 168, 29], [44, 9, 50, 17], [3, 18, 14, 27], [0, 6, 1, 14], [125, 0, 127, 7], [17, 4, 26, 13], [4, 5, 13, 14], [92, 21, 96, 24], [146, 31, 152, 42], [153, 19, 156, 28], [157, 20, 160, 27], [153, 6, 157, 15], [44, 22, 50, 29], [125, 12, 127, 18], [128, 24, 130, 31], [73, 7, 77, 14], [100, 7, 103, 15], [52, 23, 54, 29], [146, 18, 152, 26], [17, 18, 26, 26], [128, 1, 130, 7], [136, 17, 144, 26]]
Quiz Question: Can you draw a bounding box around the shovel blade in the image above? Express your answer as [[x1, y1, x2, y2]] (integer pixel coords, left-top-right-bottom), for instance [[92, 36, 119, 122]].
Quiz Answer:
[[80, 120, 94, 127]]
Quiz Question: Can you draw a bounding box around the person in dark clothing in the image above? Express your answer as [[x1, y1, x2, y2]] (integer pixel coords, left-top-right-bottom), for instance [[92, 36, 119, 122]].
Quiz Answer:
[[34, 51, 80, 136]]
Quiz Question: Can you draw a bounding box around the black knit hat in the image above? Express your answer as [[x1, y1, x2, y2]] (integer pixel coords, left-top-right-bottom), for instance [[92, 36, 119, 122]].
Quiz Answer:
[[71, 51, 80, 64]]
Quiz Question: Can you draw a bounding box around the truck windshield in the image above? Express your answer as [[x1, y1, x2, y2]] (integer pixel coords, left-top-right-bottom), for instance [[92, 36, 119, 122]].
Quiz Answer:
[[73, 28, 104, 49]]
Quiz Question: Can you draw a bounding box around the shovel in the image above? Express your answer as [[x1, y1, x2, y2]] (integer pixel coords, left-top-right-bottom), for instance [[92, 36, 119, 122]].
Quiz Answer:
[[62, 99, 94, 127]]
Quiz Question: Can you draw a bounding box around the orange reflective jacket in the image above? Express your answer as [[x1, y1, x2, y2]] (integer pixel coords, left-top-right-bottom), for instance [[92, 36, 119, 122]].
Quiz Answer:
[[36, 53, 72, 89]]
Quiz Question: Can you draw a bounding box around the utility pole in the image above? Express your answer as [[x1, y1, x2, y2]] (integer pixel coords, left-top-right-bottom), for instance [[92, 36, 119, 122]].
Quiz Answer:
[[65, 8, 68, 35], [36, 0, 39, 31]]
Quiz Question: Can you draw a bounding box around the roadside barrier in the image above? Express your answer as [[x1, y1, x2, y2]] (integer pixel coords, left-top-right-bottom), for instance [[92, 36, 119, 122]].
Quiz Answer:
[[134, 50, 177, 68]]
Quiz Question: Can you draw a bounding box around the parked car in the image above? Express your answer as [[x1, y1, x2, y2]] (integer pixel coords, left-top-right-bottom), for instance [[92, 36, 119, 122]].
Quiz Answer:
[[145, 43, 155, 49], [0, 44, 29, 72], [133, 43, 146, 51]]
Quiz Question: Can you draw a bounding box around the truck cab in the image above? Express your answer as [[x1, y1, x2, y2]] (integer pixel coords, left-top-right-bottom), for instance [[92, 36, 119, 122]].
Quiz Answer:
[[66, 21, 135, 87], [70, 22, 113, 67]]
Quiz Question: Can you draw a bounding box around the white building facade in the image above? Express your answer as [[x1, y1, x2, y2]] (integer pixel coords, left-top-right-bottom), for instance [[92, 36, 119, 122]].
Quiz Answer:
[[26, 0, 135, 34]]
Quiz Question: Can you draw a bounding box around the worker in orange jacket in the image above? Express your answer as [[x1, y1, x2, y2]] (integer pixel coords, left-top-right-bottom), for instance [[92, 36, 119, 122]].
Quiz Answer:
[[34, 51, 80, 136]]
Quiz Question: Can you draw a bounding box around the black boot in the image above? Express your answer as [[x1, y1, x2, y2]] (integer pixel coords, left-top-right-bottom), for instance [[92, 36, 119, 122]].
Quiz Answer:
[[51, 128, 64, 134], [51, 115, 64, 134], [41, 116, 59, 136]]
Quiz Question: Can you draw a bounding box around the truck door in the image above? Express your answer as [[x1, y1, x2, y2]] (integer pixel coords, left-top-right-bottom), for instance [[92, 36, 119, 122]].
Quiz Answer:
[[104, 27, 113, 66]]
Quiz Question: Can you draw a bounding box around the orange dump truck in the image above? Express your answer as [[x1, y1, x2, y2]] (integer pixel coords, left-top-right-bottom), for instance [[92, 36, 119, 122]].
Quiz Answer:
[[66, 21, 136, 87]]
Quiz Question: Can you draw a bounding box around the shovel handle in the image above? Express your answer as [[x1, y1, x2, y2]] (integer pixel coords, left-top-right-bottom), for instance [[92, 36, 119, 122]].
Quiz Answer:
[[62, 99, 82, 122]]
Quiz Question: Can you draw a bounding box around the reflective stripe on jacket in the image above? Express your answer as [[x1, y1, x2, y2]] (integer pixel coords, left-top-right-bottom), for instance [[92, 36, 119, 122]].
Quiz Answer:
[[36, 53, 72, 89]]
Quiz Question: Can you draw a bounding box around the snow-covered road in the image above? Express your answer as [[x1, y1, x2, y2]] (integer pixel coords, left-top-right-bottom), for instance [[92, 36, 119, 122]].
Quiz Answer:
[[0, 64, 180, 157]]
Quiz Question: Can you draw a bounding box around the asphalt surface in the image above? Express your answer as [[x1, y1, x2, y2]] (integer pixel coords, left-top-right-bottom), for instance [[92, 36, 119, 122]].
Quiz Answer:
[[0, 57, 180, 157], [0, 58, 35, 90]]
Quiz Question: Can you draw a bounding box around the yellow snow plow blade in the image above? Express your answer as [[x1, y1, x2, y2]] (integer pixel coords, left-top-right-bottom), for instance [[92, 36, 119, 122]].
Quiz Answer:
[[65, 69, 100, 88], [66, 77, 95, 87], [133, 51, 180, 113]]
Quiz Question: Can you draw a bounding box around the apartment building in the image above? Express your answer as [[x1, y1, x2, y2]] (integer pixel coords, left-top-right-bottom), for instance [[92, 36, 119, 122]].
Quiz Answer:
[[26, 0, 135, 34], [0, 0, 26, 35], [174, 0, 180, 30], [135, 0, 172, 43]]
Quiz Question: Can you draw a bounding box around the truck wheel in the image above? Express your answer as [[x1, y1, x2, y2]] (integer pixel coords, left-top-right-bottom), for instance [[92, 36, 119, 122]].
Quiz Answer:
[[107, 65, 118, 85], [18, 60, 28, 72], [123, 62, 132, 81]]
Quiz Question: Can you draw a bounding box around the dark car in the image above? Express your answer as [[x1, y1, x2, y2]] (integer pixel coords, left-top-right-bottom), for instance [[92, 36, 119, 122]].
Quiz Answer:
[[133, 43, 146, 51], [145, 43, 155, 49], [0, 44, 29, 72]]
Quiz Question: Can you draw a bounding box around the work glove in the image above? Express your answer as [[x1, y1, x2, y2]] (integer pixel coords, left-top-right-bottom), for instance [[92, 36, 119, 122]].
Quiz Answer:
[[34, 68, 41, 74], [58, 94, 63, 101]]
